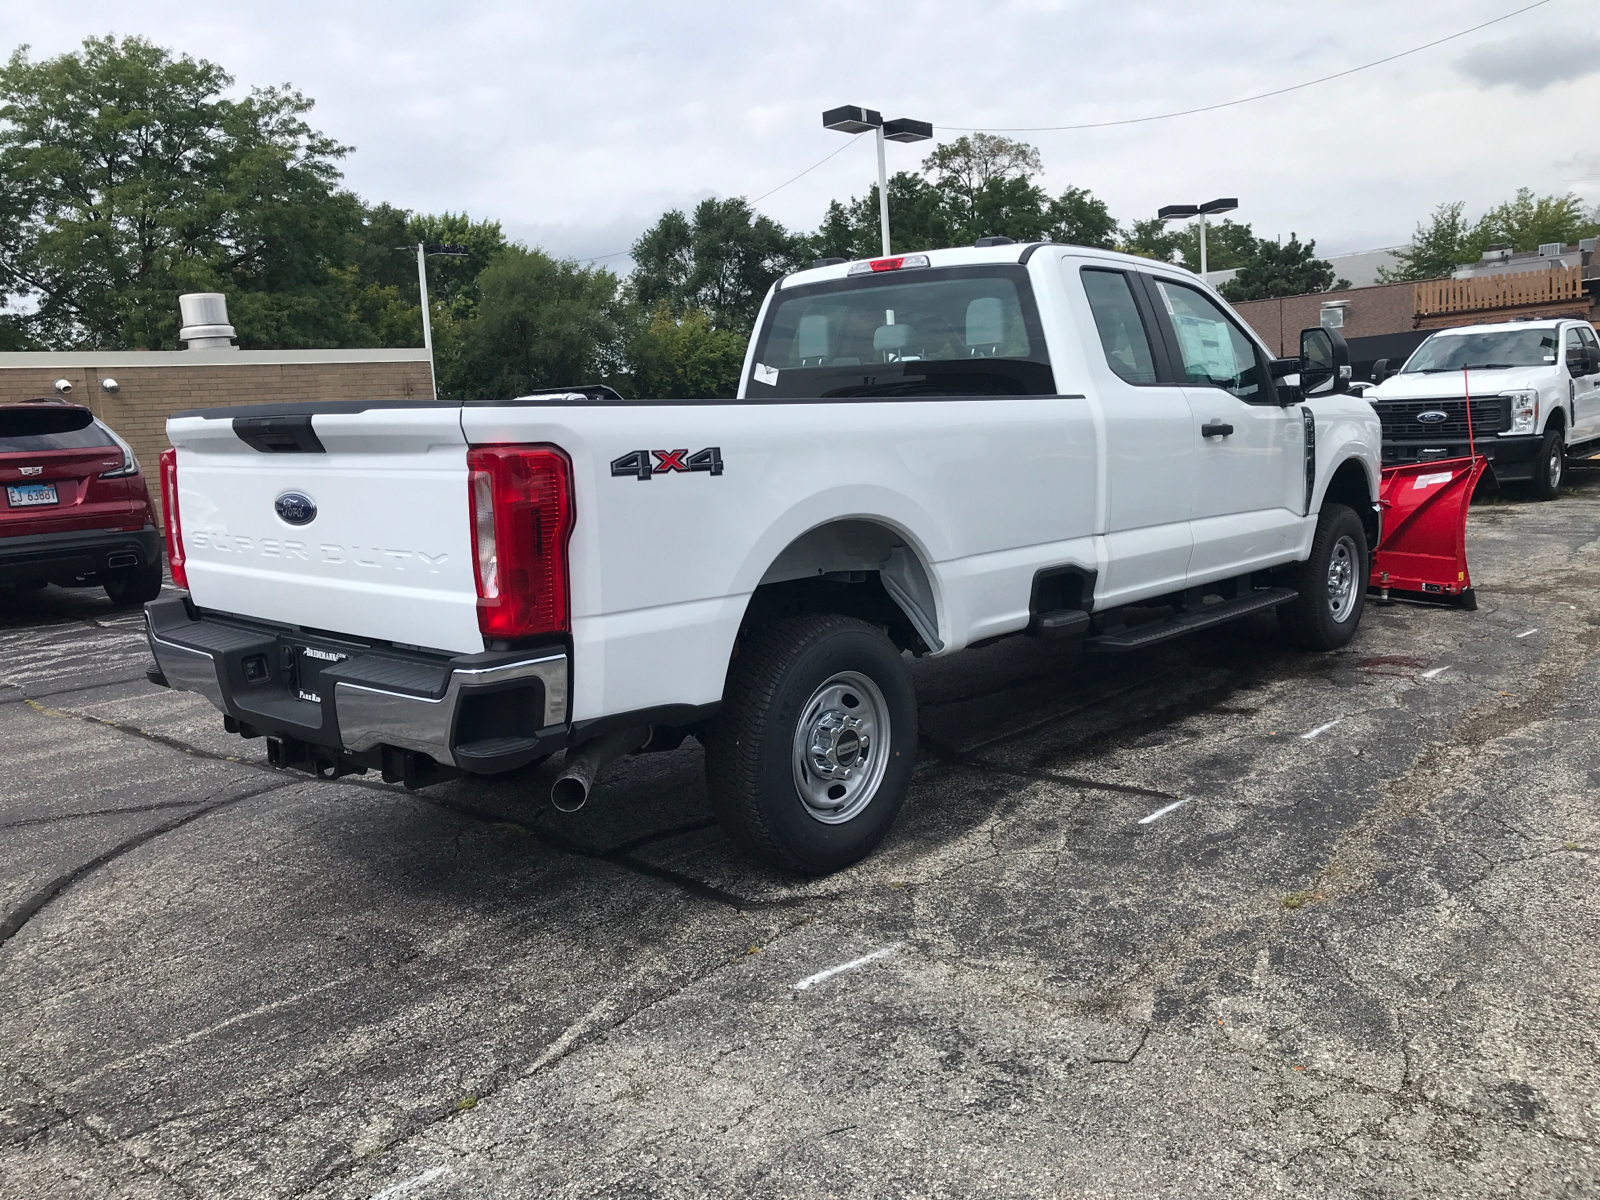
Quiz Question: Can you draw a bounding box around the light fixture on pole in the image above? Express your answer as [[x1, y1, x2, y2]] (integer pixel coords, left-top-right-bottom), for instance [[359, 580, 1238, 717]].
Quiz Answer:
[[823, 106, 934, 257], [1157, 198, 1238, 278], [399, 243, 471, 399]]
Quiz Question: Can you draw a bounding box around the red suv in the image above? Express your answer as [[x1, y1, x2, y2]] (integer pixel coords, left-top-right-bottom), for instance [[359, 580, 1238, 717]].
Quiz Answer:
[[1, 399, 164, 606]]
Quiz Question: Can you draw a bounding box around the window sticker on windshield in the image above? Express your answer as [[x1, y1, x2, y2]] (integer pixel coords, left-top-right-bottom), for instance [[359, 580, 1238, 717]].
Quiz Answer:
[[752, 363, 779, 386]]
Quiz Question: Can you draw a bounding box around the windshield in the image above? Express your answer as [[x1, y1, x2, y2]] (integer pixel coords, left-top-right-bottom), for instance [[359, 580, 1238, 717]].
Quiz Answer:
[[1402, 327, 1560, 373], [747, 266, 1054, 398]]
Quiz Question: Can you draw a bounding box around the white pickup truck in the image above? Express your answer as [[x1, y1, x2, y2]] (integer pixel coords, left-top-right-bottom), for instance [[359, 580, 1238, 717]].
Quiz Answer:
[[1367, 317, 1600, 500], [146, 243, 1381, 873]]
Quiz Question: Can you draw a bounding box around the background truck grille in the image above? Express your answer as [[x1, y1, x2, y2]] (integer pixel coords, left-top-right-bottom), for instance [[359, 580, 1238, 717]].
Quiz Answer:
[[1371, 396, 1512, 441]]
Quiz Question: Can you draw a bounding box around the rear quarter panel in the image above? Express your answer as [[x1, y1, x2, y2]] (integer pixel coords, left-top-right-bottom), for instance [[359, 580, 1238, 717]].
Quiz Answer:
[[462, 397, 1099, 722]]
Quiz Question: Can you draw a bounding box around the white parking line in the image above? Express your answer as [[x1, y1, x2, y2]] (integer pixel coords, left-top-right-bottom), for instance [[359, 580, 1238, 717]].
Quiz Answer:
[[1422, 666, 1451, 679], [795, 943, 904, 991], [372, 1167, 449, 1200], [1301, 719, 1342, 740], [1137, 798, 1190, 825], [1515, 628, 1539, 638]]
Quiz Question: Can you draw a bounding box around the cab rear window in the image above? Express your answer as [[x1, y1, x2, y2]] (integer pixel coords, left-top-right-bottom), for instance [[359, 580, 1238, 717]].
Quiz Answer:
[[749, 266, 1054, 398], [0, 405, 116, 453]]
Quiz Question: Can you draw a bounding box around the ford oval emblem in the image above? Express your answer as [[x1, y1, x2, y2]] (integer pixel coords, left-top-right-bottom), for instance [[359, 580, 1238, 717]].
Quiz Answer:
[[274, 491, 317, 525], [1417, 410, 1449, 424]]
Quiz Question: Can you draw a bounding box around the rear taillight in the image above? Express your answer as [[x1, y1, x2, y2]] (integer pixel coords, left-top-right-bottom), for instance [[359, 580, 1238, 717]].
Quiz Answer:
[[467, 445, 574, 640], [159, 448, 188, 589]]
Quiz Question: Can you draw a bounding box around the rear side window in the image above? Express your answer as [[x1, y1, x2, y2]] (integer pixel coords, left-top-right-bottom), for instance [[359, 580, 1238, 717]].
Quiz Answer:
[[1152, 279, 1271, 402], [0, 406, 116, 453], [1081, 268, 1157, 384]]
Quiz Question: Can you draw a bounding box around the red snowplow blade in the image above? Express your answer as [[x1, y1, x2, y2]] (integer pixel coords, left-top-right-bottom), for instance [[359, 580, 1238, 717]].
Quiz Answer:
[[1369, 455, 1486, 606]]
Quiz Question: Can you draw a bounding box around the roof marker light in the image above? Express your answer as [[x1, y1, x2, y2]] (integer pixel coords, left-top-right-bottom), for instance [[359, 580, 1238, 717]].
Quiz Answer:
[[847, 253, 930, 276]]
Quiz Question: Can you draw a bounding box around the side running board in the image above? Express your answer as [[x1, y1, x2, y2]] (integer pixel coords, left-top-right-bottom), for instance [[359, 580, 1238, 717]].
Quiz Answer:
[[1087, 588, 1297, 653]]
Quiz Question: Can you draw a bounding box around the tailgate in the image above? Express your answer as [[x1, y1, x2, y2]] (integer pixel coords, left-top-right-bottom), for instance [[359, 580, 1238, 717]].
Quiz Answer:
[[168, 406, 482, 654]]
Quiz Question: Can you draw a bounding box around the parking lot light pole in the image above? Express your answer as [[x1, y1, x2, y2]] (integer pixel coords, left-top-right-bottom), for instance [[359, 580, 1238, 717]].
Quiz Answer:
[[1158, 198, 1238, 278], [823, 107, 934, 257], [399, 243, 471, 399]]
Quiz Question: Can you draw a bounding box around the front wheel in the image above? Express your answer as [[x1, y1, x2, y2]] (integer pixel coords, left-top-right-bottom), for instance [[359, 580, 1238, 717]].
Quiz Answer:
[[1278, 502, 1368, 651], [1530, 426, 1564, 501], [705, 614, 917, 874]]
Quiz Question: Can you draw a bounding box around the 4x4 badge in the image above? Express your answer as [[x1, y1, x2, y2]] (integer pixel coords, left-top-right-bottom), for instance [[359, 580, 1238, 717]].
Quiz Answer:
[[611, 447, 724, 481]]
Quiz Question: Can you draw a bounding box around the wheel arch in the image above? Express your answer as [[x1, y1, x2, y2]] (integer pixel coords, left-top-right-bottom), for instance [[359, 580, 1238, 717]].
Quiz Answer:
[[740, 518, 943, 654], [1320, 455, 1380, 550]]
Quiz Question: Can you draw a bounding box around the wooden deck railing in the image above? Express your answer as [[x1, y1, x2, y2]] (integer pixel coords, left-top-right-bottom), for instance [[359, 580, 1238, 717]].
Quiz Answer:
[[1415, 265, 1584, 316]]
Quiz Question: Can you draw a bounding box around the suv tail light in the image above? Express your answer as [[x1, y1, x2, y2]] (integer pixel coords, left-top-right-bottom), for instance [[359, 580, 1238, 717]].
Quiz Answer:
[[159, 448, 188, 589], [467, 445, 574, 639]]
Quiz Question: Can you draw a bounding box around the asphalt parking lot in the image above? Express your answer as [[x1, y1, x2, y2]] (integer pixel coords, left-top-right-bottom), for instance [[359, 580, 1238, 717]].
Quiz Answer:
[[4, 472, 1600, 1200]]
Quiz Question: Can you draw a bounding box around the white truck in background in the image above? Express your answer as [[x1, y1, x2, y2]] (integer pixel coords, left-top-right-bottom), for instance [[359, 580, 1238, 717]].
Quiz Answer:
[[1367, 317, 1600, 499], [146, 242, 1381, 873]]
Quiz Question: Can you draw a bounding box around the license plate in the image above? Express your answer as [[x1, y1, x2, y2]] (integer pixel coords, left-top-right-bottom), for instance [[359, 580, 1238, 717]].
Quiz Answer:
[[6, 483, 58, 507]]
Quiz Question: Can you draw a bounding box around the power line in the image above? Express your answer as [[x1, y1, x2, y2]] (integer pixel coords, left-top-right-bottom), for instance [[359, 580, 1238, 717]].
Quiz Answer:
[[937, 0, 1554, 133], [751, 132, 865, 203], [581, 132, 869, 264]]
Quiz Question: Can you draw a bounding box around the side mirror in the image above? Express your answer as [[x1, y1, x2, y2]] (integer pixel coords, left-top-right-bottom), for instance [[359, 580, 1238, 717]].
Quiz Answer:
[[1371, 358, 1390, 385], [1300, 327, 1351, 397], [1587, 347, 1600, 377]]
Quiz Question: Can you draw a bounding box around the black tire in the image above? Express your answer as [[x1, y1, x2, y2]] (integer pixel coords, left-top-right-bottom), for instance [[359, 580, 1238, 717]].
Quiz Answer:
[[1278, 502, 1368, 651], [1530, 426, 1564, 501], [103, 560, 163, 607], [705, 614, 917, 874]]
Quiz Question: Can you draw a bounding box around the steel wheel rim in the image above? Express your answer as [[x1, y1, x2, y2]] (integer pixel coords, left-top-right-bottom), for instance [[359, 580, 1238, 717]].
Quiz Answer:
[[1549, 445, 1562, 488], [1327, 534, 1359, 623], [791, 670, 891, 825]]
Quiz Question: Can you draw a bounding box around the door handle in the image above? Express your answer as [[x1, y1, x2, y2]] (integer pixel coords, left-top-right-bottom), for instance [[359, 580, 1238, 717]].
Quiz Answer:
[[1201, 421, 1234, 438]]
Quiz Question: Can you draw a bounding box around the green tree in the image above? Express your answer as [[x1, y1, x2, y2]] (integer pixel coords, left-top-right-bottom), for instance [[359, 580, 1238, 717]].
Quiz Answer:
[[1379, 191, 1600, 283], [1220, 235, 1344, 301], [1172, 218, 1259, 273], [0, 35, 361, 349], [1118, 217, 1184, 263], [625, 304, 746, 399], [344, 204, 506, 351], [810, 134, 1117, 254], [630, 197, 806, 333], [1377, 201, 1472, 282], [445, 246, 620, 400]]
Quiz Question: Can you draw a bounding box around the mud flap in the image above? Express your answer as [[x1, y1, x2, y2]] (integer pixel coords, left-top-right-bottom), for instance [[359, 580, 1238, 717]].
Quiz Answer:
[[1369, 455, 1487, 606]]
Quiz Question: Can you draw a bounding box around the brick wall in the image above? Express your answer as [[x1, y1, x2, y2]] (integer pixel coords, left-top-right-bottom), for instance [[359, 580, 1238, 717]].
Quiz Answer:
[[0, 350, 433, 522], [1230, 281, 1418, 356]]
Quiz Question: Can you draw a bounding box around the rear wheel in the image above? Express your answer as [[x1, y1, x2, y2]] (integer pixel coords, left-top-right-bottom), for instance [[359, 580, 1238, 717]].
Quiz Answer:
[[1530, 426, 1564, 501], [103, 560, 163, 607], [1279, 502, 1368, 651], [705, 614, 917, 874]]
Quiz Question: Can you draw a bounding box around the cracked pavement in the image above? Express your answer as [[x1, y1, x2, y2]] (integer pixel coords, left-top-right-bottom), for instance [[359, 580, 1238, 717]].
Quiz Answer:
[[3, 471, 1599, 1198]]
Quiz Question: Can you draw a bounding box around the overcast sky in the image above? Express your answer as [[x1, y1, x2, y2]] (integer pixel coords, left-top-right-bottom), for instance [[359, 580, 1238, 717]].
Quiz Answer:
[[4, 0, 1597, 268]]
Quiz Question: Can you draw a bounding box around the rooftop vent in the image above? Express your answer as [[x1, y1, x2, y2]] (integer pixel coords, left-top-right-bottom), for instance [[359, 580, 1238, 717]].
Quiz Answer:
[[1538, 242, 1566, 258], [1580, 237, 1598, 254], [1480, 245, 1513, 264], [178, 293, 237, 351]]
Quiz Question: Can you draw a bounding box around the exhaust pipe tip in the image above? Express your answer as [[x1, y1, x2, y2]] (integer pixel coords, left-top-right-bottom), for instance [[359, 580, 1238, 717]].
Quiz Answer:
[[550, 726, 649, 813], [551, 775, 589, 813]]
